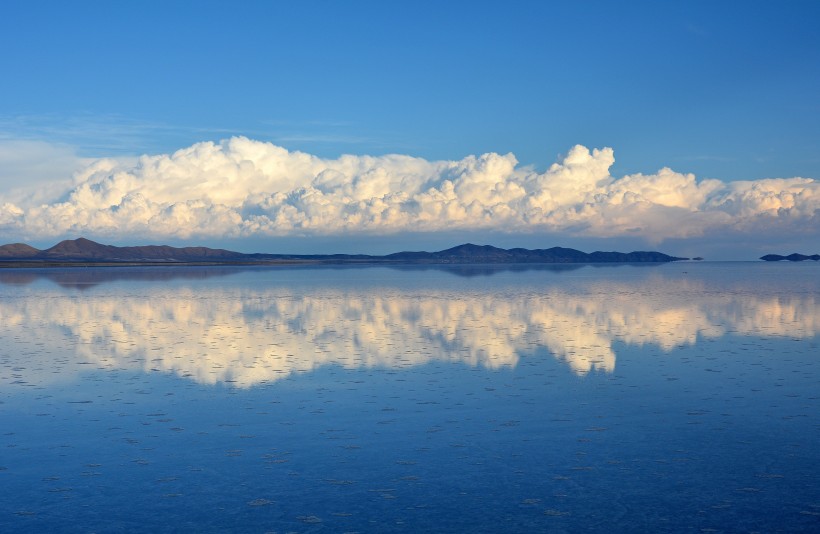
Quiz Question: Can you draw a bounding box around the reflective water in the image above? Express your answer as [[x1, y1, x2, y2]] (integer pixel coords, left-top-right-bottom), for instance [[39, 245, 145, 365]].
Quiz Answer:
[[1, 263, 818, 532]]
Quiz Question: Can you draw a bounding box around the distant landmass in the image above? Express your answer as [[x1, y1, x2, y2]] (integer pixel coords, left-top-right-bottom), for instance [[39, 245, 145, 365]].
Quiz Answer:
[[760, 253, 820, 262], [0, 237, 688, 266]]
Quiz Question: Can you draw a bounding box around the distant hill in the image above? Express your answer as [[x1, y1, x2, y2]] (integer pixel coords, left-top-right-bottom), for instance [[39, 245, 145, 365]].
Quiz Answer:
[[1, 237, 246, 262], [385, 243, 686, 263], [0, 243, 40, 257], [0, 238, 688, 265], [760, 253, 820, 262]]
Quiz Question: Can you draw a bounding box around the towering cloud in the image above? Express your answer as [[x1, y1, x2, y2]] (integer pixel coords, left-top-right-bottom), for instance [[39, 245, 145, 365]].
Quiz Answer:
[[0, 137, 817, 243]]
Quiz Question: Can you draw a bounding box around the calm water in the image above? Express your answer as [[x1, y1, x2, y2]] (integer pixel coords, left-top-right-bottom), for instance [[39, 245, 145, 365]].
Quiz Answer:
[[1, 262, 818, 533]]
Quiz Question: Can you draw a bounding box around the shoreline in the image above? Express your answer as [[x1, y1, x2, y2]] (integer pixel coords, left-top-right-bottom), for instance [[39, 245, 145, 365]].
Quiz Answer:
[[0, 258, 694, 269]]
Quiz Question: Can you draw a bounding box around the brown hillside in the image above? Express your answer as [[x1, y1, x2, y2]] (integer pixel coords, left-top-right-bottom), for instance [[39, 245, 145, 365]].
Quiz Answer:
[[0, 243, 41, 257]]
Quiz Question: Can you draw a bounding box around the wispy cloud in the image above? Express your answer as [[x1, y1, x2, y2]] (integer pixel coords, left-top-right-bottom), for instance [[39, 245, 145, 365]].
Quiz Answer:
[[0, 140, 90, 206], [676, 154, 736, 163], [273, 133, 375, 145], [0, 113, 184, 155], [257, 118, 403, 151], [0, 113, 399, 158]]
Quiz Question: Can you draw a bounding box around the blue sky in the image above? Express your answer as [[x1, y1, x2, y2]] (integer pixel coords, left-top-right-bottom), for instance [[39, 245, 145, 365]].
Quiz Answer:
[[1, 1, 819, 259]]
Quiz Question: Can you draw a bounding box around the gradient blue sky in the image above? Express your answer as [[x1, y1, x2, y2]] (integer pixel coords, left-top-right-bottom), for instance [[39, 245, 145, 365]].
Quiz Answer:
[[1, 1, 819, 259]]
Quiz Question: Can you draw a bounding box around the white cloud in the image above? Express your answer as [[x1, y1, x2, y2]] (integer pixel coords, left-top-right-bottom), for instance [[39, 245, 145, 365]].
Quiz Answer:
[[0, 136, 818, 243]]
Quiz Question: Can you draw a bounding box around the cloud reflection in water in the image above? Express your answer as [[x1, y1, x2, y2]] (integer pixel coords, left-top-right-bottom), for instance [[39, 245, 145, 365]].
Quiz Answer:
[[1, 268, 817, 388]]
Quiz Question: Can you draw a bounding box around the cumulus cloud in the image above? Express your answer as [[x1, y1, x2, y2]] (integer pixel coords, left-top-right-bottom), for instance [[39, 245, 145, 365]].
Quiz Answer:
[[0, 136, 817, 243]]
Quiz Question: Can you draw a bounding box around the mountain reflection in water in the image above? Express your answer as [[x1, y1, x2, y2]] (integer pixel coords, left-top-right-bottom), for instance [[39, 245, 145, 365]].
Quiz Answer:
[[2, 265, 817, 389]]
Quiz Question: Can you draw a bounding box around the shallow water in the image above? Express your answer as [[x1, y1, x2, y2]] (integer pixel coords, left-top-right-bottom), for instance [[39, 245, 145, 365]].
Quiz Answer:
[[1, 262, 818, 532]]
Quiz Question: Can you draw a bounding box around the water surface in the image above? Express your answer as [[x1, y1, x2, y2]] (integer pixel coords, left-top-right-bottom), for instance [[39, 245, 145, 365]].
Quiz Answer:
[[1, 262, 818, 532]]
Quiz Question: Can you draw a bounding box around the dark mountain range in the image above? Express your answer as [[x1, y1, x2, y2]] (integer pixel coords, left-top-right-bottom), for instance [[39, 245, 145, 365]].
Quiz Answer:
[[385, 243, 686, 263], [0, 238, 687, 265], [0, 237, 244, 262], [760, 253, 820, 262]]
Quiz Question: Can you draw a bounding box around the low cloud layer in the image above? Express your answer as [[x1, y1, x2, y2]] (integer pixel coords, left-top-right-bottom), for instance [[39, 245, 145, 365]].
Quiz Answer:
[[1, 136, 818, 244]]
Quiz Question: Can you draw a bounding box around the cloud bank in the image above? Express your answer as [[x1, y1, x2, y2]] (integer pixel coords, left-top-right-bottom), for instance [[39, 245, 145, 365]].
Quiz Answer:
[[1, 136, 818, 244]]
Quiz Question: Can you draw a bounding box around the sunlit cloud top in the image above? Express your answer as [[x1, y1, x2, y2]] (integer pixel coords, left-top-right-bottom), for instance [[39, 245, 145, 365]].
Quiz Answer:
[[0, 137, 817, 246]]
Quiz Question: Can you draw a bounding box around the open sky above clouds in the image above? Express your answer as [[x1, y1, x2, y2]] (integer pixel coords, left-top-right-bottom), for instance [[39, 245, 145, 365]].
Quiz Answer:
[[1, 0, 819, 259]]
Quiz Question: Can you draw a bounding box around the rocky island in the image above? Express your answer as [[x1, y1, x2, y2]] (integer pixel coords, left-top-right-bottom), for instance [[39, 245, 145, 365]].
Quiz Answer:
[[0, 238, 688, 267]]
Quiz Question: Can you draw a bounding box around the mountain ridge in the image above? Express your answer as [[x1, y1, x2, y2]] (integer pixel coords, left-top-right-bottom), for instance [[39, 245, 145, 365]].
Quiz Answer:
[[760, 253, 820, 262], [0, 238, 689, 265]]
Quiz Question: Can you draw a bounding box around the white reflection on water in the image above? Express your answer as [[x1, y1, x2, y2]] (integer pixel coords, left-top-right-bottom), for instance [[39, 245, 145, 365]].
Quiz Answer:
[[1, 268, 818, 388]]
